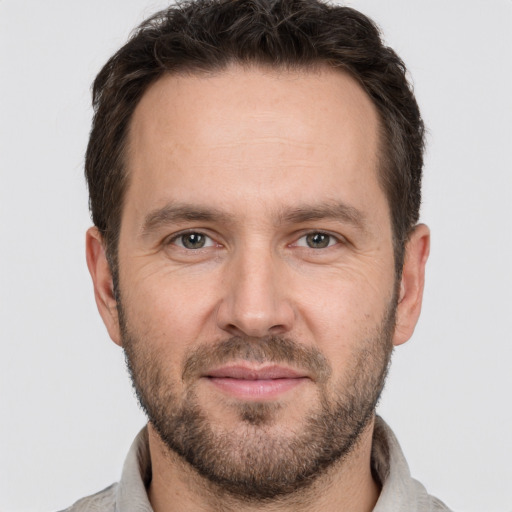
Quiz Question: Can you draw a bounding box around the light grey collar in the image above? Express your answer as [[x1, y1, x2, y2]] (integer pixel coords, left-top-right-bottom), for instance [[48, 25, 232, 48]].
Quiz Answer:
[[113, 417, 451, 512]]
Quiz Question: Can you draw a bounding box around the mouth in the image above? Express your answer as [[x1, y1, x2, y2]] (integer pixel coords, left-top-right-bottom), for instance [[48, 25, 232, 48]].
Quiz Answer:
[[203, 364, 310, 400]]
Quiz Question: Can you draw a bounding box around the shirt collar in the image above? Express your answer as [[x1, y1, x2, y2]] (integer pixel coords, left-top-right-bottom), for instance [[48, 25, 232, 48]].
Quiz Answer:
[[115, 416, 435, 512]]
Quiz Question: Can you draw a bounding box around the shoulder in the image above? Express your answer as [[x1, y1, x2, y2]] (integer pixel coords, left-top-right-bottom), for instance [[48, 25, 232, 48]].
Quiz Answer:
[[372, 417, 454, 512], [59, 483, 117, 512], [407, 478, 453, 512], [428, 495, 453, 512]]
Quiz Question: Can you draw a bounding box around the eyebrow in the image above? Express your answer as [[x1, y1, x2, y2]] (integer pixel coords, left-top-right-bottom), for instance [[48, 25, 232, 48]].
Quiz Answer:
[[140, 203, 233, 238], [277, 202, 368, 232], [139, 200, 368, 238]]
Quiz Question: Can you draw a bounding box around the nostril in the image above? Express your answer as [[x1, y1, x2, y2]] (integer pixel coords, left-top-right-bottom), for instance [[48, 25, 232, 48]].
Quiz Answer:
[[268, 324, 288, 336]]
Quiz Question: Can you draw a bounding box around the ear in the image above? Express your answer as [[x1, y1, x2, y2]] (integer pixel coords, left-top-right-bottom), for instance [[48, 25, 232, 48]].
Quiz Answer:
[[85, 227, 122, 346], [393, 224, 430, 346]]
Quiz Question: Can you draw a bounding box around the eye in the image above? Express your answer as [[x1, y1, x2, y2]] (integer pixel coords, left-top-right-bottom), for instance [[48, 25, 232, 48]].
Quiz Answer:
[[171, 232, 215, 249], [295, 232, 338, 249]]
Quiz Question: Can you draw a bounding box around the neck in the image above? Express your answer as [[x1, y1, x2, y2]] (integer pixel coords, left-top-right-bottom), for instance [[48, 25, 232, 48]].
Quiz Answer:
[[147, 418, 380, 512]]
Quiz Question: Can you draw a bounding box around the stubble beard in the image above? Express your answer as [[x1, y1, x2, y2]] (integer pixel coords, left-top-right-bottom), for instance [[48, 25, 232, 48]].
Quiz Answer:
[[120, 301, 396, 502]]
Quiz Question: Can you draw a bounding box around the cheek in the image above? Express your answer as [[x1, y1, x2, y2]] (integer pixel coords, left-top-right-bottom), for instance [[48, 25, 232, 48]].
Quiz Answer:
[[296, 265, 393, 324], [121, 266, 221, 347], [294, 267, 394, 356]]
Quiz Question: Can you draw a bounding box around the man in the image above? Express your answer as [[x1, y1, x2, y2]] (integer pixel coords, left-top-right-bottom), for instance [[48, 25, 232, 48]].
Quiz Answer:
[[69, 0, 450, 510]]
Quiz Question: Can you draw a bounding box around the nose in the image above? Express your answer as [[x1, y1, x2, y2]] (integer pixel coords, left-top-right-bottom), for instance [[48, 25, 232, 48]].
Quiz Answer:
[[216, 245, 295, 338]]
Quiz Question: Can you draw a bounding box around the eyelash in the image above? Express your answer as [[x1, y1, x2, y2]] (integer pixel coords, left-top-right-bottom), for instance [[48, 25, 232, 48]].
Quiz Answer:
[[166, 230, 343, 250], [167, 230, 218, 250], [293, 231, 341, 249]]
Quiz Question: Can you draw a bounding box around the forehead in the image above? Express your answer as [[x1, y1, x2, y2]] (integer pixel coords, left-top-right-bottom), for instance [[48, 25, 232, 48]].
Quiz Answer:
[[124, 65, 385, 227]]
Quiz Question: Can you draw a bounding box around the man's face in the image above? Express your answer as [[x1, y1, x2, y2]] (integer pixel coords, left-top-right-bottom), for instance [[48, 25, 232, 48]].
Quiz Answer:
[[107, 66, 401, 497]]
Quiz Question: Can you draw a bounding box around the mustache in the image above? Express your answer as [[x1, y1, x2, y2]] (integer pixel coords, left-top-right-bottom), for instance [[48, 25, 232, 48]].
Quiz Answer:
[[181, 336, 331, 383]]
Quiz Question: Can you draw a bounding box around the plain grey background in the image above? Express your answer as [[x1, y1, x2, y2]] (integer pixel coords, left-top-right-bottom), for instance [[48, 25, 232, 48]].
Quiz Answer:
[[1, 1, 511, 511]]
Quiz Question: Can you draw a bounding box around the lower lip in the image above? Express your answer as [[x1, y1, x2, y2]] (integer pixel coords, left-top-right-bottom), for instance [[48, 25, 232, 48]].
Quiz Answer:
[[206, 377, 307, 400]]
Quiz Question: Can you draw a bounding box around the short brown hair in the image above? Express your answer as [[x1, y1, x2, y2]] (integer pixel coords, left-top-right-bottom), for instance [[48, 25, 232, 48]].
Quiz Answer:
[[86, 0, 424, 277]]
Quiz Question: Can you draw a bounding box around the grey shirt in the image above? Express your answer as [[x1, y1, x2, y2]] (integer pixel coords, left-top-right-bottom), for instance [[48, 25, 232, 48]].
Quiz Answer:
[[65, 417, 451, 511]]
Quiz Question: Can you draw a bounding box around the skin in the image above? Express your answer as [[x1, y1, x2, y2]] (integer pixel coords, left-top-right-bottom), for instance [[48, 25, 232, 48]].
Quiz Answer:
[[86, 65, 430, 512]]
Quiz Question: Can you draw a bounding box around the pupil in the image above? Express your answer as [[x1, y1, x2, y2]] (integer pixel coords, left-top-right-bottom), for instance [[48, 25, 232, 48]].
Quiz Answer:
[[183, 233, 205, 249], [307, 233, 329, 248]]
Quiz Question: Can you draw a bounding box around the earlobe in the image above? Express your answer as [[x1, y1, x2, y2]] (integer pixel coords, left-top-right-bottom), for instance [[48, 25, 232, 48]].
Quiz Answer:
[[85, 227, 122, 346], [393, 224, 430, 346]]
